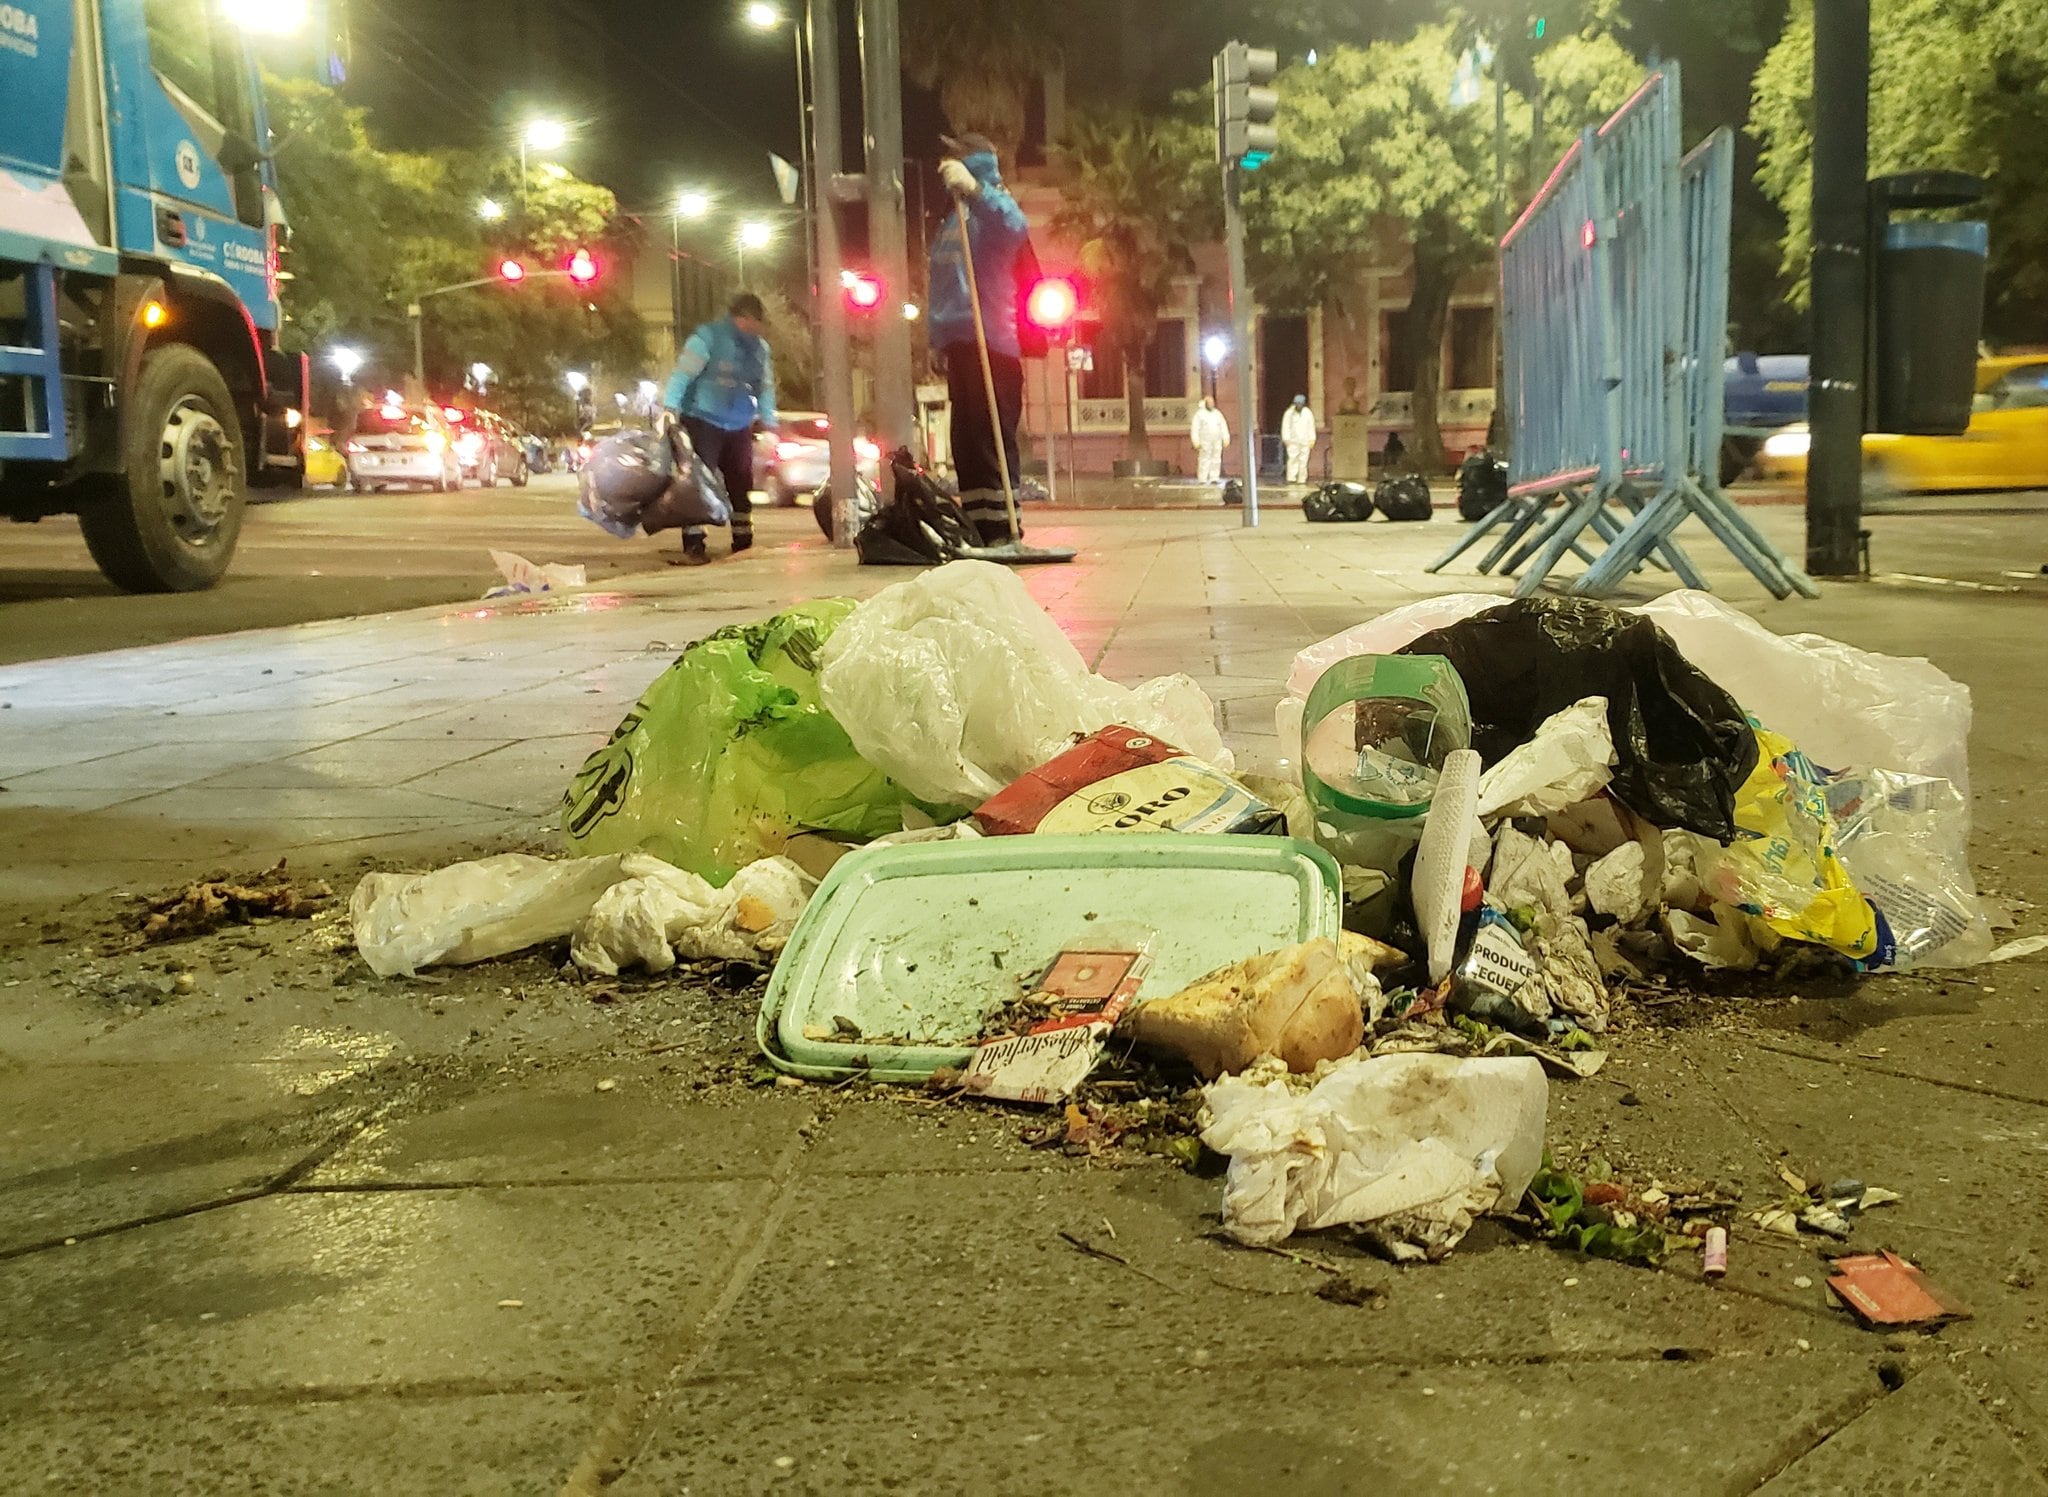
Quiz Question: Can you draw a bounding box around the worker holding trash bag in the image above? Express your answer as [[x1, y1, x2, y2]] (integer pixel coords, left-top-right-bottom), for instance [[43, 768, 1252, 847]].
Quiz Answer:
[[1191, 396, 1230, 485], [928, 133, 1030, 548], [1282, 394, 1317, 485], [663, 292, 779, 565]]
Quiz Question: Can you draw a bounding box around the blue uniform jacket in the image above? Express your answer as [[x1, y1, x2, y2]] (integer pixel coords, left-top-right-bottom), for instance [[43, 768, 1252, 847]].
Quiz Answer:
[[663, 316, 778, 432], [926, 151, 1030, 358]]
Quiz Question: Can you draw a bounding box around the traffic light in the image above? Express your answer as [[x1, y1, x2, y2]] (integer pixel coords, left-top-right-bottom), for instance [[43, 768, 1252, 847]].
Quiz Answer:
[[841, 268, 884, 313], [1215, 41, 1280, 171], [566, 248, 600, 286], [1024, 277, 1079, 337], [498, 258, 527, 283]]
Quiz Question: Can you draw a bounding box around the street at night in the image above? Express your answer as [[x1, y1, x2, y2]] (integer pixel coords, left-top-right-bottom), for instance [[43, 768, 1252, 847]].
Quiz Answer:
[[8, 0, 2048, 1492]]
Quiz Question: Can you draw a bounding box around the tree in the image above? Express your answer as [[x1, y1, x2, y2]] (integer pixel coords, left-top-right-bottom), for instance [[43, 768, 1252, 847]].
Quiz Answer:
[[902, 0, 1066, 160], [266, 77, 645, 429], [1752, 0, 2048, 343], [1051, 110, 1211, 462], [1243, 27, 1641, 470]]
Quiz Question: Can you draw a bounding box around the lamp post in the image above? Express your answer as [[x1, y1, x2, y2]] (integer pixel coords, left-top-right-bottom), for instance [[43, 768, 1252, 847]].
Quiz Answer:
[[744, 4, 818, 304], [671, 190, 710, 356], [1203, 333, 1229, 401]]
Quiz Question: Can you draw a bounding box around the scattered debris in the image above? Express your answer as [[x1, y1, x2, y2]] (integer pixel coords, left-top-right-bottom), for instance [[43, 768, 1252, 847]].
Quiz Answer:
[[1828, 1251, 1971, 1329], [485, 549, 586, 598], [134, 861, 331, 944]]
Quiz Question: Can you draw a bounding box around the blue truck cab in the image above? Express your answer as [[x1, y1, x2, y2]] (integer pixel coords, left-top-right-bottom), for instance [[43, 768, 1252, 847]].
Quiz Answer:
[[1, 0, 315, 590], [1720, 351, 1810, 484]]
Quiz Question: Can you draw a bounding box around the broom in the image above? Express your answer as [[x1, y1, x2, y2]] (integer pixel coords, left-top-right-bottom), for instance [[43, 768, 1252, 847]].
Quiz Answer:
[[952, 199, 1075, 565]]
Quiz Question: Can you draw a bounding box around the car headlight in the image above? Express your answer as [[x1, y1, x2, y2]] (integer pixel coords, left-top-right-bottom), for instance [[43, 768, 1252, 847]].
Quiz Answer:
[[1763, 429, 1811, 459]]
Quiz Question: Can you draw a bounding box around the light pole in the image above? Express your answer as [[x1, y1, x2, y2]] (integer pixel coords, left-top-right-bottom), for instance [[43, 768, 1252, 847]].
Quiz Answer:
[[737, 220, 774, 286], [519, 119, 568, 207], [672, 190, 710, 355], [745, 4, 818, 305]]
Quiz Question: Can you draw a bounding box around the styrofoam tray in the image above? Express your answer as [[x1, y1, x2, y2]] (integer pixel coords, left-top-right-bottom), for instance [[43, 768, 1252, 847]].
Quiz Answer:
[[757, 834, 1342, 1080]]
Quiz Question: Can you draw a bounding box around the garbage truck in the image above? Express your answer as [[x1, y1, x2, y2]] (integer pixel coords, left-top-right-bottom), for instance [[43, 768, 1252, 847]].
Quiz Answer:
[[0, 1, 322, 591]]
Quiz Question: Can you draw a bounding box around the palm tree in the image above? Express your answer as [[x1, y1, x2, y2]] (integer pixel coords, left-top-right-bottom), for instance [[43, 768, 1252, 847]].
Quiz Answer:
[[1051, 110, 1208, 463], [901, 0, 1064, 162]]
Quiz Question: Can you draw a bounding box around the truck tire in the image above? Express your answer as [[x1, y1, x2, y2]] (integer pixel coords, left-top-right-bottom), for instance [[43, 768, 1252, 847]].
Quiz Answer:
[[1719, 436, 1762, 488], [78, 345, 246, 593]]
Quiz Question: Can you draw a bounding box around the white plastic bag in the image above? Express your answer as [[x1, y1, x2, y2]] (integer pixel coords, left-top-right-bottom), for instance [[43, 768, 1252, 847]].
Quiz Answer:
[[818, 560, 1230, 808], [570, 856, 812, 976], [488, 549, 587, 594], [1474, 697, 1615, 819], [1200, 1053, 1548, 1255], [1635, 591, 1972, 795], [351, 853, 637, 978]]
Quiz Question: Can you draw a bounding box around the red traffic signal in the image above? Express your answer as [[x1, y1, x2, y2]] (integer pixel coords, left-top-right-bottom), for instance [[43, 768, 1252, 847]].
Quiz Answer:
[[498, 258, 527, 283], [841, 268, 884, 312], [566, 248, 600, 285], [1025, 276, 1079, 334]]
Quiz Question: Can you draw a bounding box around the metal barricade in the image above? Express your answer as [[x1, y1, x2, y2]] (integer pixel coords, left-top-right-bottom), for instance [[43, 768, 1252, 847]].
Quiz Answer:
[[1428, 64, 1815, 599]]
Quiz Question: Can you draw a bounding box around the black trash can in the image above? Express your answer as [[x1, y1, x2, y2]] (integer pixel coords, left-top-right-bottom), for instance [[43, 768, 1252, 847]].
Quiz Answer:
[[1874, 220, 1987, 436]]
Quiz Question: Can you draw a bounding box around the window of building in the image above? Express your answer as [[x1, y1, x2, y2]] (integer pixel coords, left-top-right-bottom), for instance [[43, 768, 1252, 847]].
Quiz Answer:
[[1144, 319, 1188, 399], [1077, 326, 1123, 401], [1381, 307, 1416, 395], [1450, 305, 1496, 390]]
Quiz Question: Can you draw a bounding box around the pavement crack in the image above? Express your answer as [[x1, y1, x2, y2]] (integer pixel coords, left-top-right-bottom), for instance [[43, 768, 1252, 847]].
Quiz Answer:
[[558, 1123, 815, 1495], [1749, 1040, 2048, 1109]]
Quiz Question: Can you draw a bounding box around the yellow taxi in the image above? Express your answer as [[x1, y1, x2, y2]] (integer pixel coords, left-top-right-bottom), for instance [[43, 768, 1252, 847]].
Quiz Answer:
[[1759, 355, 2048, 492], [304, 426, 349, 488]]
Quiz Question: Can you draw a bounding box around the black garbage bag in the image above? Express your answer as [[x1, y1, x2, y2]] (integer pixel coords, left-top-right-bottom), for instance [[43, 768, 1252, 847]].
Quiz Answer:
[[1374, 473, 1434, 521], [812, 474, 878, 542], [1303, 481, 1374, 523], [854, 449, 978, 566], [1457, 452, 1509, 521], [578, 427, 729, 537], [1398, 596, 1758, 841], [1221, 479, 1244, 507]]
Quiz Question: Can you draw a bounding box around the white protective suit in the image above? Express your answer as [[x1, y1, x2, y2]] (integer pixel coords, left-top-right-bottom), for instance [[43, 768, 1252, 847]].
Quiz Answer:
[[1282, 402, 1317, 484], [1191, 402, 1231, 484]]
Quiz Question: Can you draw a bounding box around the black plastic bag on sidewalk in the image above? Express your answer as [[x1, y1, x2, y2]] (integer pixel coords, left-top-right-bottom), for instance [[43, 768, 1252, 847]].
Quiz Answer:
[[1374, 474, 1434, 521], [855, 449, 978, 566], [1303, 482, 1374, 523], [636, 431, 730, 534], [1457, 452, 1509, 521], [1398, 597, 1758, 841]]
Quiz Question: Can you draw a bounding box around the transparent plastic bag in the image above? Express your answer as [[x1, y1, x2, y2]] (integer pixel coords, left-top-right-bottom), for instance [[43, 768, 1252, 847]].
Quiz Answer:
[[1825, 768, 1994, 970], [817, 560, 1230, 809]]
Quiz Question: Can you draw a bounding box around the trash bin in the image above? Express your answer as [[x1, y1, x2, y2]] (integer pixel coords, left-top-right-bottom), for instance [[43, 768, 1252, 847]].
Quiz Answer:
[[1874, 220, 1987, 437]]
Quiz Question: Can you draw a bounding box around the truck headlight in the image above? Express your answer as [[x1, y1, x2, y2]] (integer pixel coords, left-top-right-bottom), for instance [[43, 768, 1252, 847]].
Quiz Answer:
[[1763, 429, 1811, 459]]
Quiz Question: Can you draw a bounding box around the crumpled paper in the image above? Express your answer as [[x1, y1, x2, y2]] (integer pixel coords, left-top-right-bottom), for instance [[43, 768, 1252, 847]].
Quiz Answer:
[[1475, 697, 1616, 820], [1200, 1052, 1548, 1258]]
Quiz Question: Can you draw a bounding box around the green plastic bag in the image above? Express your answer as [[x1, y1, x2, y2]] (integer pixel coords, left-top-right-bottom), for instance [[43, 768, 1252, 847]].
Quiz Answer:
[[562, 600, 909, 884]]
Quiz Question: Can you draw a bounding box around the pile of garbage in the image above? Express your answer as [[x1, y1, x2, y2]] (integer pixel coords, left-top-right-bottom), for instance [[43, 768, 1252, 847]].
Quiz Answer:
[[347, 562, 2009, 1267]]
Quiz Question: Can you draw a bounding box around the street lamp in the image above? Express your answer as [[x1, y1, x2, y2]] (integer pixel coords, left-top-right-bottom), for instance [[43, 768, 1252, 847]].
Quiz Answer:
[[478, 197, 505, 222], [741, 2, 816, 304], [329, 346, 364, 385], [470, 362, 493, 392], [736, 219, 774, 284], [903, 302, 921, 321], [1203, 333, 1229, 399], [564, 371, 590, 394], [675, 190, 710, 220], [519, 118, 569, 204]]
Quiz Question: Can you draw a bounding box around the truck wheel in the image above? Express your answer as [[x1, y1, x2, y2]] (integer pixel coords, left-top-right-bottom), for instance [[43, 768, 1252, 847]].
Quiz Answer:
[[1719, 436, 1761, 488], [78, 345, 245, 593]]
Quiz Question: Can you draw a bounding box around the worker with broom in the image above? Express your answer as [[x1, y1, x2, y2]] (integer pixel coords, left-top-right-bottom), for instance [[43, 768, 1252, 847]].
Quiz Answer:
[[928, 133, 1031, 549]]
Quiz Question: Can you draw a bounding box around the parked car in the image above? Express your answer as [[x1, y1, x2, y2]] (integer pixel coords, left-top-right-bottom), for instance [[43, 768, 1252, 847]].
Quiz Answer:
[[1757, 355, 2048, 494], [303, 426, 347, 489], [345, 403, 464, 492], [755, 411, 880, 505], [446, 407, 530, 487]]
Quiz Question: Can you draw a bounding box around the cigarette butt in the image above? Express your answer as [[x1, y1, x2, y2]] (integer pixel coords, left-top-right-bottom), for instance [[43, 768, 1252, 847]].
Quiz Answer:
[[1703, 1226, 1729, 1279]]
